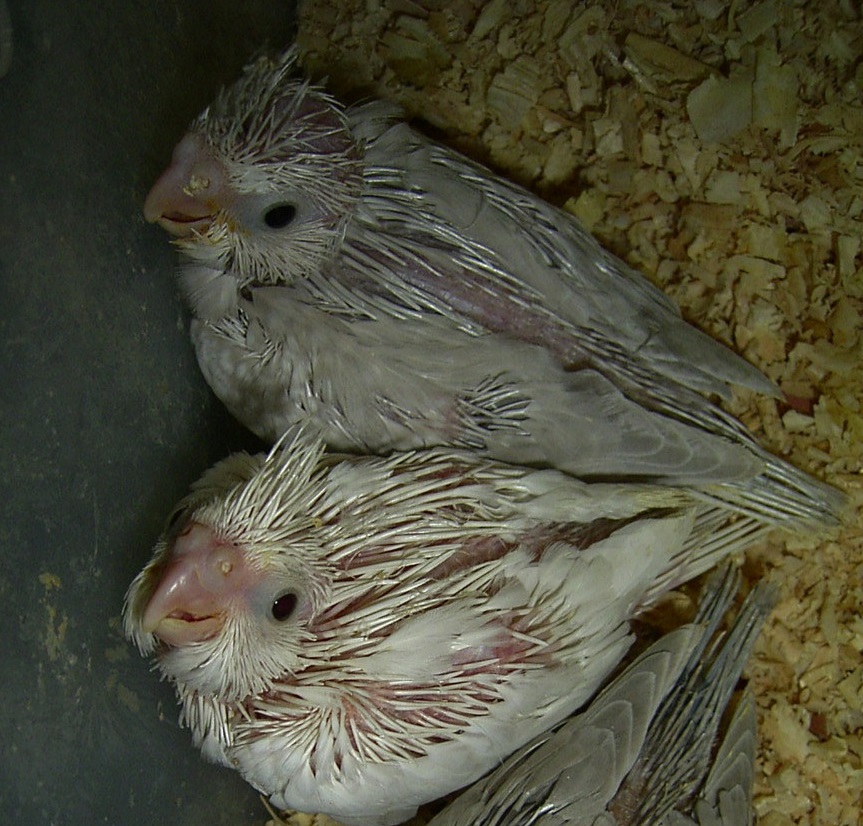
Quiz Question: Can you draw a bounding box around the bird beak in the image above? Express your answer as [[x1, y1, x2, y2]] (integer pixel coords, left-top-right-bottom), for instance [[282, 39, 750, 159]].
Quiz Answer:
[[142, 521, 252, 646], [144, 133, 225, 237]]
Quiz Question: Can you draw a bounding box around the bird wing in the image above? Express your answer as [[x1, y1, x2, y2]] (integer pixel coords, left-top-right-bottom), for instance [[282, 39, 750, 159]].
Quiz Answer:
[[329, 113, 844, 525], [236, 285, 764, 483], [346, 109, 778, 404]]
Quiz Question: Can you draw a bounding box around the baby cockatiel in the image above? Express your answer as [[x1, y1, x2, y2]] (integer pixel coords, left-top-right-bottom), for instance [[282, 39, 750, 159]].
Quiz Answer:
[[430, 564, 772, 826], [124, 427, 769, 826], [143, 49, 843, 530]]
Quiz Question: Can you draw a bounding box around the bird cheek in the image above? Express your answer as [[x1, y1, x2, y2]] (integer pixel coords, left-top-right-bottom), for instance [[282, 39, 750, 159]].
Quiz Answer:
[[144, 132, 228, 237], [140, 521, 257, 646]]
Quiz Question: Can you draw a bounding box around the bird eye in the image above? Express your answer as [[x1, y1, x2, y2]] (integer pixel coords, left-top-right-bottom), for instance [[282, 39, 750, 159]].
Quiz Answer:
[[271, 591, 298, 621], [263, 203, 297, 229]]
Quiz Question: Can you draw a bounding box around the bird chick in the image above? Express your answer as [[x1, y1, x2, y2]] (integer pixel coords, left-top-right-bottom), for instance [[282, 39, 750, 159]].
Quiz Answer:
[[124, 427, 768, 826], [143, 49, 843, 530]]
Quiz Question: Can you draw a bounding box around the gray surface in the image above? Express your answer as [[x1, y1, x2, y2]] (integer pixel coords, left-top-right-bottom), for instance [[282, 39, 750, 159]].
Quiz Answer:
[[0, 2, 295, 822]]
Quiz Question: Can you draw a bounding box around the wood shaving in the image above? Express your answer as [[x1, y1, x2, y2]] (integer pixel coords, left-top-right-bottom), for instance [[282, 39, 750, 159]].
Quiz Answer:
[[264, 2, 863, 823]]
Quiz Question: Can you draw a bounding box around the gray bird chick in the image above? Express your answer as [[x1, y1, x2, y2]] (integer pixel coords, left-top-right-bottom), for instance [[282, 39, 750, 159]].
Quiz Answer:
[[143, 49, 843, 529]]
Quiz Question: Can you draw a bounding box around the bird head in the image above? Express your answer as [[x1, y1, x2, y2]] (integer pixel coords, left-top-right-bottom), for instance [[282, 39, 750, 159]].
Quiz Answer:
[[143, 49, 364, 288], [123, 430, 332, 702]]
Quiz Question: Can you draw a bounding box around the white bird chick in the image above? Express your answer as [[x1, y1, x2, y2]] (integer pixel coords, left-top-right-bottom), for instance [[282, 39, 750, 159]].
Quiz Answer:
[[124, 427, 768, 826], [143, 49, 843, 530]]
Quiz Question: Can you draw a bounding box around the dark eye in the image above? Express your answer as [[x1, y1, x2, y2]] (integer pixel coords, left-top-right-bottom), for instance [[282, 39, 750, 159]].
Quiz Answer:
[[272, 591, 298, 621], [263, 203, 297, 229]]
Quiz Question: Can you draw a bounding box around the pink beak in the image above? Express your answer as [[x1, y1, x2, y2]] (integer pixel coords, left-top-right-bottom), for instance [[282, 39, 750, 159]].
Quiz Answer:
[[142, 521, 254, 646], [144, 133, 227, 237]]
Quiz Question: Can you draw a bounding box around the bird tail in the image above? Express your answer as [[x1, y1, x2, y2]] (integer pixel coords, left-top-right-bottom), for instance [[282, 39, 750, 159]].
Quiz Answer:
[[636, 366, 846, 530], [703, 449, 846, 530]]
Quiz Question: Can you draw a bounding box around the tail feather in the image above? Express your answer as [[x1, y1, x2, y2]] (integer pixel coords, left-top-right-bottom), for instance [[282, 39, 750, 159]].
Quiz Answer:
[[627, 356, 845, 530], [706, 450, 845, 530]]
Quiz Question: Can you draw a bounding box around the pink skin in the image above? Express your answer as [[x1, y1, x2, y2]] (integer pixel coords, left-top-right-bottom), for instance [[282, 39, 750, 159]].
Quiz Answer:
[[143, 133, 227, 237], [142, 522, 256, 646]]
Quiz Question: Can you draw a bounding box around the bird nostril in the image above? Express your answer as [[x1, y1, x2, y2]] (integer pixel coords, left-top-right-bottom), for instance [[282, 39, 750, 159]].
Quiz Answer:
[[199, 546, 245, 591], [183, 173, 211, 196]]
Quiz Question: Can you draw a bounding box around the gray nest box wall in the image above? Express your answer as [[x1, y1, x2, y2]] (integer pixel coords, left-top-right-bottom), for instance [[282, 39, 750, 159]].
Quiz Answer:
[[0, 2, 295, 822]]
